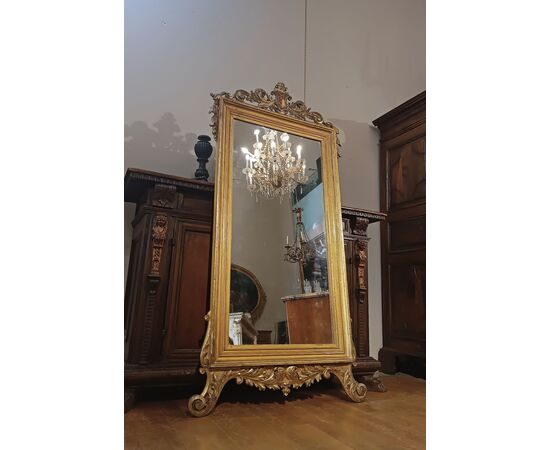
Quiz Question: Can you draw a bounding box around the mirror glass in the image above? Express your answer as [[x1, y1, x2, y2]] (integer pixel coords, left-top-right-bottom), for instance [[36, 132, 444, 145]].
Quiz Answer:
[[229, 119, 332, 346]]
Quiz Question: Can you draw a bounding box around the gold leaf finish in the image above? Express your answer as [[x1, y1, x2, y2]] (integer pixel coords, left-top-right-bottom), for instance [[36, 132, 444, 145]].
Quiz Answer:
[[234, 365, 331, 396], [188, 363, 366, 417], [188, 369, 236, 418], [210, 82, 340, 147], [199, 311, 213, 368], [190, 83, 363, 417], [331, 365, 368, 402]]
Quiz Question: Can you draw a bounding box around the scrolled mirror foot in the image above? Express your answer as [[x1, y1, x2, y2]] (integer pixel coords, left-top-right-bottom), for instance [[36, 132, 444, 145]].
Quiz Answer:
[[188, 369, 235, 418], [331, 364, 368, 402]]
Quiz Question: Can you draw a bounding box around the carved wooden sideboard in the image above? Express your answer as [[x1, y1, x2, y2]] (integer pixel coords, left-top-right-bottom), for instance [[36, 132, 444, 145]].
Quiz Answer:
[[373, 91, 426, 377], [124, 169, 387, 410], [124, 169, 214, 410]]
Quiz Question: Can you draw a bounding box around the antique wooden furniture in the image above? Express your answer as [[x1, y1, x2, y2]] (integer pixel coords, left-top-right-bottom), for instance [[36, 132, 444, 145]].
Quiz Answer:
[[373, 91, 426, 376], [188, 82, 367, 417], [283, 292, 332, 344], [123, 171, 386, 411], [342, 206, 387, 391], [256, 330, 273, 344], [124, 168, 214, 410]]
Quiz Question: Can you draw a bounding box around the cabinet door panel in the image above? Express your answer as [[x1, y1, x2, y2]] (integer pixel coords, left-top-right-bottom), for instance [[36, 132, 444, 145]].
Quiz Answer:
[[388, 262, 425, 340], [388, 137, 426, 207], [390, 216, 426, 251], [163, 220, 211, 361]]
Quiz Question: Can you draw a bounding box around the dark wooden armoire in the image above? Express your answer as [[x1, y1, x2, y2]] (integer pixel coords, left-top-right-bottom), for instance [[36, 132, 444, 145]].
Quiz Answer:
[[124, 169, 387, 410], [373, 91, 426, 376], [124, 169, 214, 410]]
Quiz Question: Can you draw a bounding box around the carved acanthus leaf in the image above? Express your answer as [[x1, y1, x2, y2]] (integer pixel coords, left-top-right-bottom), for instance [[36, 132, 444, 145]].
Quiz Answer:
[[331, 365, 368, 402], [199, 311, 213, 369], [188, 363, 366, 417], [209, 82, 340, 148], [235, 365, 331, 396]]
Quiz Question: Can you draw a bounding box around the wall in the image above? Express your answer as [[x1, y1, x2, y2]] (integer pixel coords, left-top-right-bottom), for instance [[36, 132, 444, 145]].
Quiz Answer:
[[125, 0, 426, 358]]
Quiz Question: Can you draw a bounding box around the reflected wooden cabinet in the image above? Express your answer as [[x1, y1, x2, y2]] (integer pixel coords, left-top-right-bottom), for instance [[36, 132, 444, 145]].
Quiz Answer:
[[283, 292, 332, 344], [373, 92, 426, 376], [124, 169, 387, 409]]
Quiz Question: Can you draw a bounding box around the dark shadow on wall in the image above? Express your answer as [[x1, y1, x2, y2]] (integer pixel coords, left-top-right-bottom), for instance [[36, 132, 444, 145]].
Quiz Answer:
[[125, 112, 197, 155], [125, 112, 211, 176]]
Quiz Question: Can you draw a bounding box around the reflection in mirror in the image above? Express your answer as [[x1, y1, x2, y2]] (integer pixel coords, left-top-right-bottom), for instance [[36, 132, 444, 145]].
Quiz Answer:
[[230, 119, 332, 345]]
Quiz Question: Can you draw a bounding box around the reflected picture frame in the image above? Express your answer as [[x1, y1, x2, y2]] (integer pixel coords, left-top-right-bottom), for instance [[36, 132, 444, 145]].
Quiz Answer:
[[230, 264, 266, 323]]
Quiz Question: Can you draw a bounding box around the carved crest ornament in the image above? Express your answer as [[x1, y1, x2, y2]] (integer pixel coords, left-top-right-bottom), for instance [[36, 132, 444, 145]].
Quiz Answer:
[[210, 82, 341, 148], [188, 83, 366, 417]]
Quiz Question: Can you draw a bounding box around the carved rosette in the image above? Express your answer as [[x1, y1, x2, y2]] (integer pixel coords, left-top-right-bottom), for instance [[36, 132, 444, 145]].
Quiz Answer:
[[209, 82, 341, 148]]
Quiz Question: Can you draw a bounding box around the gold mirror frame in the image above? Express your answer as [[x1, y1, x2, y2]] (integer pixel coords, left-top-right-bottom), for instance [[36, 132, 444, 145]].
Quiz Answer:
[[189, 83, 367, 417]]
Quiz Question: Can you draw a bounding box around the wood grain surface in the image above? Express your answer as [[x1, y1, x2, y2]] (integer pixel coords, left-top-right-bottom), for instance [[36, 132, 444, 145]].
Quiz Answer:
[[125, 374, 425, 450]]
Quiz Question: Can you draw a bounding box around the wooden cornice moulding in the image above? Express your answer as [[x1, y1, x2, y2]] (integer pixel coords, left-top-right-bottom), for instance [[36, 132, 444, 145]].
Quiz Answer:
[[372, 91, 426, 128], [341, 206, 387, 223], [124, 168, 214, 203]]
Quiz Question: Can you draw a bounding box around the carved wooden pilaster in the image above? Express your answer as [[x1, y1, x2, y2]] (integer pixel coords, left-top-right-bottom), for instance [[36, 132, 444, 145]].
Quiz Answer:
[[139, 214, 168, 364], [148, 213, 168, 291], [355, 239, 368, 357], [355, 240, 368, 291]]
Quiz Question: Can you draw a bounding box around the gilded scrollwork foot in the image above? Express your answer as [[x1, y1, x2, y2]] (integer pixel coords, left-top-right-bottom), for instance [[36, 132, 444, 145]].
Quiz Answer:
[[331, 364, 368, 402], [188, 369, 235, 418]]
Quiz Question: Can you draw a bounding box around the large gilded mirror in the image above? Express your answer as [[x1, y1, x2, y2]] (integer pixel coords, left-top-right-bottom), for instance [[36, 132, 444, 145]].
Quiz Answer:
[[189, 83, 367, 417]]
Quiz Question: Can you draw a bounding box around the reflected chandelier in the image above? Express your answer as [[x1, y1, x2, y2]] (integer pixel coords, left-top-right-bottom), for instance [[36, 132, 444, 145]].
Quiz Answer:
[[240, 128, 307, 200]]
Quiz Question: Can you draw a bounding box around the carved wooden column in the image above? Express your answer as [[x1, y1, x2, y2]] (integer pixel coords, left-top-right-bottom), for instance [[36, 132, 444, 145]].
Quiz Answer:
[[342, 206, 387, 392]]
